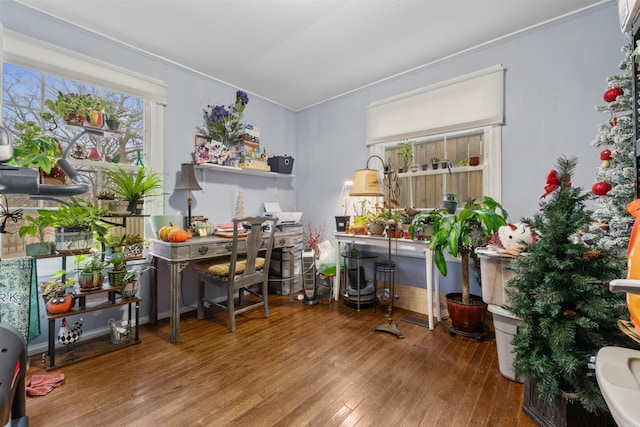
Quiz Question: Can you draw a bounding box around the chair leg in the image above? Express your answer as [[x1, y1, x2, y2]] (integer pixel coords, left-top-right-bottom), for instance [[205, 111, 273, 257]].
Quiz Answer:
[[262, 279, 269, 318], [197, 278, 205, 320], [228, 285, 236, 332]]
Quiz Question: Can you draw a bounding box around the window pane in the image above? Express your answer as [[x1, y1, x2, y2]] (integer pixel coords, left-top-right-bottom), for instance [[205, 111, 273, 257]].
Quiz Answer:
[[2, 63, 145, 256], [383, 128, 486, 209]]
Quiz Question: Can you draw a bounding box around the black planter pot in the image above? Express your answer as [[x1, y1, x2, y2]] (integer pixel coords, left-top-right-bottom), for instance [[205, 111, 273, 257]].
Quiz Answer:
[[523, 378, 615, 427], [335, 216, 350, 232]]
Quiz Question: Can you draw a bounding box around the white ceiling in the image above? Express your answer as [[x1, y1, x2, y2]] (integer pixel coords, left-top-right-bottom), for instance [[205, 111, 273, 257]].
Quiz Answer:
[[17, 0, 605, 111]]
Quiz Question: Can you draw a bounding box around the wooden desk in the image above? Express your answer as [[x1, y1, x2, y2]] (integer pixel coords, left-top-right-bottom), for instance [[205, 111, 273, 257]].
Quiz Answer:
[[334, 233, 441, 330], [149, 232, 296, 343]]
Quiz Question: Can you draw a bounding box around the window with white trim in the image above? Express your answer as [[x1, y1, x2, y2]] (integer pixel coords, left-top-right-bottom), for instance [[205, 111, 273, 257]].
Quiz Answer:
[[0, 27, 167, 256], [366, 65, 504, 209]]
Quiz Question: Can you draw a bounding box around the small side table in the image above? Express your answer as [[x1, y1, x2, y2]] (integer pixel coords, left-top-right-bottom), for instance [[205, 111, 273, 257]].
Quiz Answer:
[[341, 249, 377, 311]]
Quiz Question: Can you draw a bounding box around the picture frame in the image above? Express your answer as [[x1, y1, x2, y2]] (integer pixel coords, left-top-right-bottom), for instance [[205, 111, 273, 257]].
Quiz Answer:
[[194, 134, 212, 164]]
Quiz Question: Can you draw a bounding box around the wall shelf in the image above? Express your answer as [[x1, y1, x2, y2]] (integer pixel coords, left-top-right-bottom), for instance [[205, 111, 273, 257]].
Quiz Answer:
[[397, 164, 487, 178], [195, 162, 295, 179]]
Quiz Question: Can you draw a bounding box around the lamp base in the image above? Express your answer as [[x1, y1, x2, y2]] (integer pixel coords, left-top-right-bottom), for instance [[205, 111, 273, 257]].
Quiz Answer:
[[374, 320, 404, 339]]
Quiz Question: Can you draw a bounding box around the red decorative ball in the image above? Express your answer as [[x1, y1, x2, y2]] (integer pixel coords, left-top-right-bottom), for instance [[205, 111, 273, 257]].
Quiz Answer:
[[604, 87, 624, 102], [600, 149, 612, 160], [592, 181, 612, 196]]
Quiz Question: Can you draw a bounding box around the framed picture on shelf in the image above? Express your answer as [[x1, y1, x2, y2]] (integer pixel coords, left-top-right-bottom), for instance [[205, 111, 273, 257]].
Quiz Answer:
[[194, 134, 211, 164]]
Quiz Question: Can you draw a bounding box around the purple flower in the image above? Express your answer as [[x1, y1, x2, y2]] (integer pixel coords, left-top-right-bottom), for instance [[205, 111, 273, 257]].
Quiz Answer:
[[236, 90, 249, 105], [212, 105, 228, 119]]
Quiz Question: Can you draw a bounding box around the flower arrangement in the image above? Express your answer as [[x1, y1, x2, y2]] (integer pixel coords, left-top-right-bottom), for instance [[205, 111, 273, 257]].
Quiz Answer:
[[198, 90, 249, 146], [303, 222, 326, 252]]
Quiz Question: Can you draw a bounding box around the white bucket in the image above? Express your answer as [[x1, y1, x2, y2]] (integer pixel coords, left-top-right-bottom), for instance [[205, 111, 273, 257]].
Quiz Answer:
[[488, 304, 522, 382]]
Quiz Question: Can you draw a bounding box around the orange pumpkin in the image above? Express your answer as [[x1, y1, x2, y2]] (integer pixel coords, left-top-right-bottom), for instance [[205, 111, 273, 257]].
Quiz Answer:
[[168, 228, 190, 243], [159, 225, 180, 242]]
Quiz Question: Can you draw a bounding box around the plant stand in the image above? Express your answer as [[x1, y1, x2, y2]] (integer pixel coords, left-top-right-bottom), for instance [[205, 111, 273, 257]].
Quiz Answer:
[[523, 378, 616, 427]]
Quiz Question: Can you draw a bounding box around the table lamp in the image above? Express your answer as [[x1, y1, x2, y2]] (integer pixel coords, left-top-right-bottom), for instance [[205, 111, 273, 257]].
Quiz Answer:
[[350, 155, 404, 338], [175, 163, 202, 229]]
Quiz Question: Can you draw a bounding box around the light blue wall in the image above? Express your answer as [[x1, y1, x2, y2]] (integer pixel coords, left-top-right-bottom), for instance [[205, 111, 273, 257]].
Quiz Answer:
[[295, 2, 628, 294], [0, 1, 631, 346]]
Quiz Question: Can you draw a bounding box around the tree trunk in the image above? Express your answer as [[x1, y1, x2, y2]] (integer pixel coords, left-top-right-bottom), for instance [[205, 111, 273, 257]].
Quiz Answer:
[[461, 249, 470, 304]]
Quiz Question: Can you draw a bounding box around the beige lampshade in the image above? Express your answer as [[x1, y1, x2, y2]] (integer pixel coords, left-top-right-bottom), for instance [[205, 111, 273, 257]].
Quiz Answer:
[[175, 163, 202, 191], [349, 168, 383, 197]]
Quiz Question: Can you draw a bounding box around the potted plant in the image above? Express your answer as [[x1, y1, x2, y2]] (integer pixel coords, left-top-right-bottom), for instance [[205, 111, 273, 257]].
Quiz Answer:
[[10, 121, 64, 181], [103, 104, 123, 131], [41, 92, 98, 128], [431, 156, 440, 170], [367, 211, 389, 236], [507, 156, 629, 423], [430, 196, 507, 334], [51, 200, 109, 252], [75, 253, 109, 290], [105, 165, 163, 214], [106, 250, 127, 286], [119, 266, 153, 298], [124, 233, 145, 259], [441, 193, 459, 214], [397, 140, 413, 173], [39, 272, 75, 314], [97, 233, 127, 257], [408, 209, 443, 240], [19, 209, 57, 256]]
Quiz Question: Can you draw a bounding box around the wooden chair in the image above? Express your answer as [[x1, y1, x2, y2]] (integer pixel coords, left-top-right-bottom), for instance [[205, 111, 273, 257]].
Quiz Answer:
[[194, 216, 277, 332]]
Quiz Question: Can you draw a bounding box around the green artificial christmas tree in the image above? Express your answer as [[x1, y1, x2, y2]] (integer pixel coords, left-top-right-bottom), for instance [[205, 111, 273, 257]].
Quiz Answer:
[[507, 156, 629, 414], [588, 43, 635, 256]]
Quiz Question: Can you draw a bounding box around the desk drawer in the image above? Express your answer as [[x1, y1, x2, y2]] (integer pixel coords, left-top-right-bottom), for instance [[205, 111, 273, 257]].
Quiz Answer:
[[213, 240, 246, 256], [273, 233, 295, 248]]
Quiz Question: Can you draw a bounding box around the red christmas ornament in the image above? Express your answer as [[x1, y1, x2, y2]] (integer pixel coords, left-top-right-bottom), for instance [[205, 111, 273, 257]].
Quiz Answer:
[[592, 181, 612, 196], [600, 149, 612, 160], [610, 113, 618, 127], [604, 87, 624, 102]]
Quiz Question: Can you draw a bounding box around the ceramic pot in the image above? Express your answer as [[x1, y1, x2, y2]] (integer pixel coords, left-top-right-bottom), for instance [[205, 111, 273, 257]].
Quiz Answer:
[[46, 295, 74, 314], [78, 271, 105, 290], [445, 293, 487, 333]]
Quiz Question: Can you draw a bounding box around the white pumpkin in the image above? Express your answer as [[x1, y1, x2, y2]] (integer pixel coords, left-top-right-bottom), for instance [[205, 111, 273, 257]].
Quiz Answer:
[[193, 220, 215, 236]]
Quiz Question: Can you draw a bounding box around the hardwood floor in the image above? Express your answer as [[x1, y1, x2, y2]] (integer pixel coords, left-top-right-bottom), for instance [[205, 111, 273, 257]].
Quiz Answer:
[[25, 295, 535, 427]]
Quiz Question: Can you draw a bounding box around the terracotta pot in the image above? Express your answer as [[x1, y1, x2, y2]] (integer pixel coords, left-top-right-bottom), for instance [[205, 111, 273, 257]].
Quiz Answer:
[[445, 293, 487, 333]]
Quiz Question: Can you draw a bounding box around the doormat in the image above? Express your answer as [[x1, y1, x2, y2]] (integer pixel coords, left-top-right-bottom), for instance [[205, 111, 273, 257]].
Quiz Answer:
[[401, 316, 430, 328]]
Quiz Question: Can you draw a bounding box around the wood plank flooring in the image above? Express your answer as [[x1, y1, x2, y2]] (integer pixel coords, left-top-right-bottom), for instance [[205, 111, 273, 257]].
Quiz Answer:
[[25, 295, 535, 427]]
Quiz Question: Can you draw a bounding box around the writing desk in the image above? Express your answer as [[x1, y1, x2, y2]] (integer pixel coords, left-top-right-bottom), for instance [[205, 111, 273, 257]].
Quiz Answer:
[[334, 233, 441, 330], [149, 232, 296, 343]]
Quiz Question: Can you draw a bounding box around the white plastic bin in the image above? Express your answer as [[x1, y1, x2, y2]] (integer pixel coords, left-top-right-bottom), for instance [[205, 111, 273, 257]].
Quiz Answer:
[[488, 304, 522, 382], [477, 250, 516, 306]]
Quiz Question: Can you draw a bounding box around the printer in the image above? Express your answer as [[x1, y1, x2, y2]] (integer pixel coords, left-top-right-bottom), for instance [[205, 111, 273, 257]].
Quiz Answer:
[[264, 202, 302, 225]]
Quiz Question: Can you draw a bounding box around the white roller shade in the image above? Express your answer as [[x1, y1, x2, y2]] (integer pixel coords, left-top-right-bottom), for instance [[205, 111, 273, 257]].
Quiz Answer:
[[3, 30, 168, 105], [366, 65, 504, 145]]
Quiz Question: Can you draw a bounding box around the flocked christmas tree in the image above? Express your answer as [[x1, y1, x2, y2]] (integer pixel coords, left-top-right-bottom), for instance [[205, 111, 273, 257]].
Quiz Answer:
[[507, 156, 629, 414], [588, 43, 635, 255]]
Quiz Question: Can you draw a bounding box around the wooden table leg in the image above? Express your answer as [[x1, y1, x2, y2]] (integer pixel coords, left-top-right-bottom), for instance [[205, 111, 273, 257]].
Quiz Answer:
[[168, 260, 189, 344]]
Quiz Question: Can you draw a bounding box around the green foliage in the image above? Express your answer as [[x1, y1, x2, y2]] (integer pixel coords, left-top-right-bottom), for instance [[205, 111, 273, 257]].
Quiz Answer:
[[105, 166, 163, 202], [75, 253, 110, 274], [506, 156, 633, 414], [51, 199, 108, 237], [19, 209, 57, 242], [10, 121, 60, 173], [397, 140, 413, 169], [41, 91, 111, 126], [429, 196, 507, 303]]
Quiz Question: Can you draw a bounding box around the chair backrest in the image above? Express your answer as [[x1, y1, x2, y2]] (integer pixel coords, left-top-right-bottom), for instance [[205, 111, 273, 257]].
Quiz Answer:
[[229, 216, 277, 287]]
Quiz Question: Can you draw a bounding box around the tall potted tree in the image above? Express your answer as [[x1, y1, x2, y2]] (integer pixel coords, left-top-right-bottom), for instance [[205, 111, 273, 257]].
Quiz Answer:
[[430, 196, 507, 335]]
